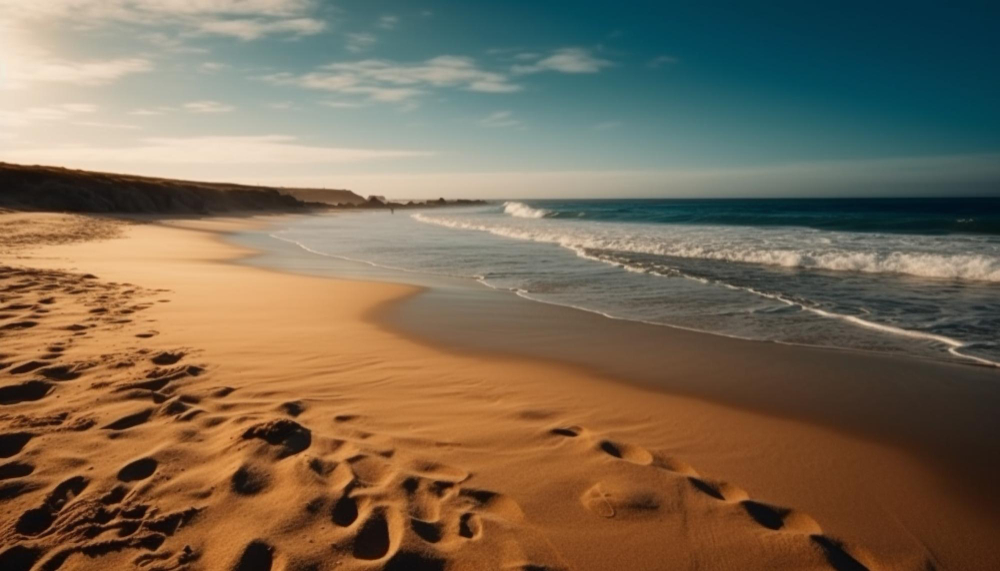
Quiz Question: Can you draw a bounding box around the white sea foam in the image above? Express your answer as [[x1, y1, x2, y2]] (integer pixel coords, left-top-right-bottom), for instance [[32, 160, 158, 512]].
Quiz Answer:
[[503, 201, 551, 219], [412, 213, 1000, 282], [270, 212, 999, 367]]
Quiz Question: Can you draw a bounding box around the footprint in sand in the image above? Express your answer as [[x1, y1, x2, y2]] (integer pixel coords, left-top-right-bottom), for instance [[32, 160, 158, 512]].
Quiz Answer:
[[0, 545, 43, 571], [811, 535, 870, 571], [0, 320, 37, 331], [458, 512, 483, 539], [0, 381, 54, 405], [231, 463, 271, 495], [212, 386, 236, 398], [740, 500, 821, 534], [8, 360, 50, 375], [151, 351, 185, 366], [233, 540, 274, 571], [456, 488, 525, 522], [39, 363, 86, 381], [549, 425, 586, 438], [332, 493, 365, 527], [400, 477, 444, 522], [0, 461, 34, 480], [279, 400, 305, 417], [352, 506, 400, 561], [0, 433, 34, 458], [118, 457, 158, 482], [410, 518, 444, 544], [242, 419, 311, 457], [15, 474, 90, 536], [581, 483, 616, 518], [103, 408, 154, 430], [597, 439, 654, 466], [688, 477, 749, 503]]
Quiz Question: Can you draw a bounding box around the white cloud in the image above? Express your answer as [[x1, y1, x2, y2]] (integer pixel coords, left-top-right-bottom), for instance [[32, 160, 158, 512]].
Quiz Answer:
[[260, 56, 522, 103], [143, 32, 209, 54], [128, 107, 172, 116], [346, 32, 377, 53], [648, 55, 679, 68], [319, 100, 367, 109], [513, 48, 612, 74], [2, 135, 433, 167], [184, 100, 236, 113], [0, 0, 327, 41], [0, 103, 98, 127], [197, 17, 324, 40], [478, 111, 522, 129], [2, 53, 152, 89], [377, 15, 399, 30], [199, 61, 230, 73], [0, 0, 318, 21]]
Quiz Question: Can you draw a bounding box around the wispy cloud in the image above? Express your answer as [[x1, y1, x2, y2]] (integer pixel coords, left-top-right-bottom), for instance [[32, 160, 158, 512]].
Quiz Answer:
[[0, 0, 327, 41], [0, 103, 98, 127], [3, 135, 433, 166], [183, 100, 236, 113], [377, 15, 399, 30], [2, 53, 152, 89], [197, 17, 325, 40], [128, 107, 173, 116], [478, 110, 523, 128], [647, 55, 679, 68], [260, 56, 522, 103], [198, 62, 230, 74], [143, 32, 209, 54], [346, 32, 377, 53], [319, 100, 368, 109], [513, 48, 612, 74]]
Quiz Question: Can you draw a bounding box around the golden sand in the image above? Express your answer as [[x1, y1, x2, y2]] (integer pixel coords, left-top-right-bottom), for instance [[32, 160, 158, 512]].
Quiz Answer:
[[1, 213, 996, 570]]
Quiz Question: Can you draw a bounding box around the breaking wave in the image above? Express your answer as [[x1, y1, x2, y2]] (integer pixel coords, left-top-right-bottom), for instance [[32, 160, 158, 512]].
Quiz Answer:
[[412, 213, 1000, 282], [503, 201, 551, 219]]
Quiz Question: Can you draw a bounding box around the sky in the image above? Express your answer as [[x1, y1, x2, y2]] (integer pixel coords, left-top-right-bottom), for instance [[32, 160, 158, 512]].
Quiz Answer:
[[1, 0, 999, 199]]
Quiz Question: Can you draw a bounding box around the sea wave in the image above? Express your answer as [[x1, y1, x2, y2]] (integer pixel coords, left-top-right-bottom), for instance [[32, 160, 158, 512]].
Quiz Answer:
[[412, 213, 1000, 282], [503, 201, 551, 219], [579, 249, 999, 367]]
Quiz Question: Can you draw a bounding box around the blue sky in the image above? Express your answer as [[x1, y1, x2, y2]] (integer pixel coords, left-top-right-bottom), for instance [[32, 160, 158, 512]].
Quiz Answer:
[[1, 1, 999, 198]]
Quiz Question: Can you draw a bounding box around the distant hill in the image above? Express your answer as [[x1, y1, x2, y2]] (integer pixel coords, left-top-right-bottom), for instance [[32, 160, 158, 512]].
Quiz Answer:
[[0, 162, 484, 214], [0, 162, 310, 214], [278, 187, 367, 206]]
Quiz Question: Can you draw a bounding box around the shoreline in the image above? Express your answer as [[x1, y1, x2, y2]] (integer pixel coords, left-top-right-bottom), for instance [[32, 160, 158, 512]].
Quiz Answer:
[[235, 214, 1000, 512], [232, 213, 1000, 566], [2, 212, 998, 569]]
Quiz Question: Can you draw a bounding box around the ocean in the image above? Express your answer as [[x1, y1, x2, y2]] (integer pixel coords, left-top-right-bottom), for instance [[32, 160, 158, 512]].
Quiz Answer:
[[272, 198, 1000, 367]]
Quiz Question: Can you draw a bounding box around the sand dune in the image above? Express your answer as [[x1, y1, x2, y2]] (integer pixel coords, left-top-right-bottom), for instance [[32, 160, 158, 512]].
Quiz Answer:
[[0, 213, 995, 570]]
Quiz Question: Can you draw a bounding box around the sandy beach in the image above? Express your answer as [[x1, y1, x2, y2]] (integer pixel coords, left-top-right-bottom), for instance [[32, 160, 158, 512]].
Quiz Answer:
[[1, 211, 998, 571]]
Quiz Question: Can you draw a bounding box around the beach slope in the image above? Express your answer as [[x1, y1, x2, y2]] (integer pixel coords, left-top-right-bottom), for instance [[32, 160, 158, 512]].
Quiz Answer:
[[0, 212, 996, 570]]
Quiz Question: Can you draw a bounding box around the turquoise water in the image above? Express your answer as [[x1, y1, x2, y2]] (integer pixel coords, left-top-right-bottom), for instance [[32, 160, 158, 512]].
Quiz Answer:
[[272, 199, 1000, 366]]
